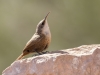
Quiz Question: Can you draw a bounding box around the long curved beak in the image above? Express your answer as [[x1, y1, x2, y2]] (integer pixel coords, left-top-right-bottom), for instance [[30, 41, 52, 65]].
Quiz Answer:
[[44, 12, 50, 20]]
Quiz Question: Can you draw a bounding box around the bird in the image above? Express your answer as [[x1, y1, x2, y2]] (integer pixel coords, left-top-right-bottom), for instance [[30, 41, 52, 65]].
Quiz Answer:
[[16, 12, 51, 60]]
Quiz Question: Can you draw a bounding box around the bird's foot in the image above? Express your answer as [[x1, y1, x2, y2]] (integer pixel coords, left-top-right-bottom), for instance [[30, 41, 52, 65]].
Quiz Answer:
[[32, 51, 49, 56], [33, 54, 40, 56], [32, 52, 42, 56], [41, 51, 49, 54], [34, 54, 39, 56]]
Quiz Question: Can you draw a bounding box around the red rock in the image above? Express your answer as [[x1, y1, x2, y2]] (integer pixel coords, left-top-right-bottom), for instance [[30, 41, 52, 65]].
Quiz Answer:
[[2, 44, 100, 75]]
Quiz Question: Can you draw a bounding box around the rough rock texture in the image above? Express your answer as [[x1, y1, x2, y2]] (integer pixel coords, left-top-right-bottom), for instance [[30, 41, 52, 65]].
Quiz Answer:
[[2, 44, 100, 75]]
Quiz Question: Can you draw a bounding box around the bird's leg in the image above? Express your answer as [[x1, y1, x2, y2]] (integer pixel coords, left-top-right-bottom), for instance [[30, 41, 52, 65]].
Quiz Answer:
[[34, 49, 42, 55], [34, 54, 39, 56], [32, 51, 49, 56], [32, 50, 43, 56], [41, 51, 49, 54]]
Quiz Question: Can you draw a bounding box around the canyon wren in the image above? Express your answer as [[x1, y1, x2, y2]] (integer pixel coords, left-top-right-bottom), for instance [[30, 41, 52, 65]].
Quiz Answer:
[[16, 12, 51, 60]]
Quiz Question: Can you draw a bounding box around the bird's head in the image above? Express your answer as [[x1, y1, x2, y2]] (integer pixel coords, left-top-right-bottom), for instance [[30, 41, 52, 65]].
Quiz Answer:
[[36, 12, 51, 35]]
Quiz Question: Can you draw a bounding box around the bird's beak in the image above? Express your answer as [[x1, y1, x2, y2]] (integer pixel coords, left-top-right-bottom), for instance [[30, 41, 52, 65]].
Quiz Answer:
[[44, 12, 50, 21]]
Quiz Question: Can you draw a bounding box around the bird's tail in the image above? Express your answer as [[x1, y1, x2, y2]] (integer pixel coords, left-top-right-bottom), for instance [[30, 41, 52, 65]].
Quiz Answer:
[[16, 53, 24, 60]]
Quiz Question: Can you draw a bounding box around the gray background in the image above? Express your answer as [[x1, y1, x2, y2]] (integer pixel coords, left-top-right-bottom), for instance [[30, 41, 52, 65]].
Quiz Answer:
[[1, 0, 100, 74]]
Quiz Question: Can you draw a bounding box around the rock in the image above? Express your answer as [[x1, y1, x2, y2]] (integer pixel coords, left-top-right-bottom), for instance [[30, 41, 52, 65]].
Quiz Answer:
[[2, 44, 100, 75]]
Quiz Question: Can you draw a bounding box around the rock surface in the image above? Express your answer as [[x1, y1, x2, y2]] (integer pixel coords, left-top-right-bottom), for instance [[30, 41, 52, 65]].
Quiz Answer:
[[2, 44, 100, 75]]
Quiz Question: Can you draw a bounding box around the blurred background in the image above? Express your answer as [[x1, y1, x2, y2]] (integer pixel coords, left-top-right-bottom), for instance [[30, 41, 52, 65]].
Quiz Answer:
[[1, 0, 100, 74]]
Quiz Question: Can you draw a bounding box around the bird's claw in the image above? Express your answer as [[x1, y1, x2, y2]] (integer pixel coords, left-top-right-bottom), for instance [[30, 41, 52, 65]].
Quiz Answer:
[[41, 51, 49, 54]]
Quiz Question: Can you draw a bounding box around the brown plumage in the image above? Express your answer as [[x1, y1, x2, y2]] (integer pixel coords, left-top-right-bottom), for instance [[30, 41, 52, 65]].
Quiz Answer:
[[16, 12, 51, 60]]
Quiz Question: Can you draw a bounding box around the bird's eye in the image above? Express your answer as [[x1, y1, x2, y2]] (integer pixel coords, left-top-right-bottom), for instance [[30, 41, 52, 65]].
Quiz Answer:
[[41, 21, 45, 25], [27, 50, 30, 52]]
